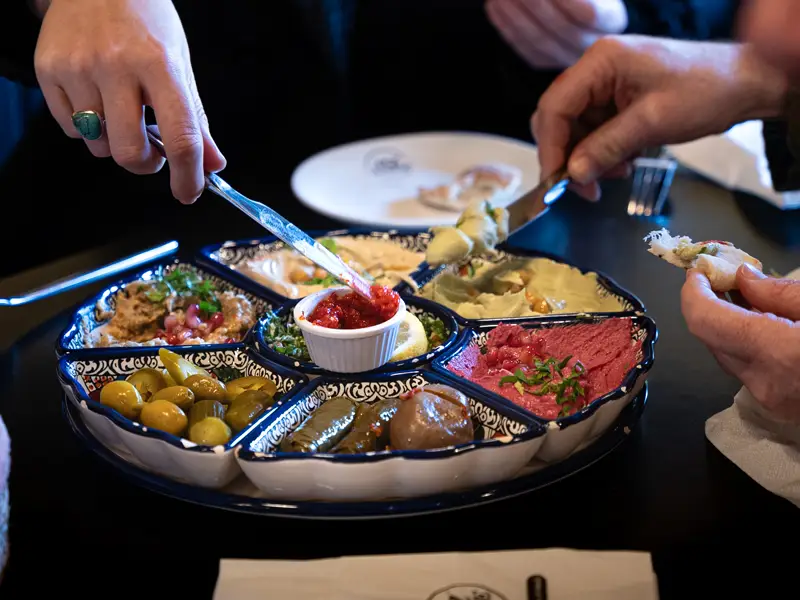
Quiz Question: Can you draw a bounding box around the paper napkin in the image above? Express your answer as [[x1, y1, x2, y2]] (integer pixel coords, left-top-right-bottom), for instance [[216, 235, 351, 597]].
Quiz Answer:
[[214, 548, 659, 600], [666, 120, 800, 209]]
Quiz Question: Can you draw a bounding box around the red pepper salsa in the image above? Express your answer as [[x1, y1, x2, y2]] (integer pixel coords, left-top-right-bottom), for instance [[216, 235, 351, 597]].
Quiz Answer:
[[307, 285, 401, 329]]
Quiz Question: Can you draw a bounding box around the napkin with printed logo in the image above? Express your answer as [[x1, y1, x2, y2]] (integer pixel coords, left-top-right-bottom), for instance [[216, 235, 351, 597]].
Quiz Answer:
[[214, 548, 658, 600]]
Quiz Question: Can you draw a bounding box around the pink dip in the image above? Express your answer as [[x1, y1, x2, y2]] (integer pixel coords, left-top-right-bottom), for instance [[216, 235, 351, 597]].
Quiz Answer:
[[447, 320, 642, 419]]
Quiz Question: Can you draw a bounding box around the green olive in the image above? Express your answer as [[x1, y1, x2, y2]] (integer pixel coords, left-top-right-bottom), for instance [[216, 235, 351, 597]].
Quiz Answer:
[[225, 376, 277, 402], [140, 399, 188, 437], [189, 417, 231, 446], [126, 368, 168, 402], [99, 380, 144, 420], [151, 386, 195, 411], [225, 390, 273, 433], [184, 374, 227, 402]]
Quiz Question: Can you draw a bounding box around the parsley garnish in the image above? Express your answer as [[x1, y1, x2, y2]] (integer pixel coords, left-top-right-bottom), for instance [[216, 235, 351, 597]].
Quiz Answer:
[[498, 357, 587, 417], [302, 274, 340, 287], [484, 202, 494, 218], [142, 267, 222, 313]]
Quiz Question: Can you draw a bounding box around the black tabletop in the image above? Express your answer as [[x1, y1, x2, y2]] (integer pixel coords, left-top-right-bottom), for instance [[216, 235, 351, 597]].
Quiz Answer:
[[2, 156, 800, 597]]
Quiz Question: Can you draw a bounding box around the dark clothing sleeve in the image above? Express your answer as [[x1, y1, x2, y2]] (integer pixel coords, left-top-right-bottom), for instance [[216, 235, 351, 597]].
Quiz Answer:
[[762, 92, 800, 193], [0, 2, 40, 87], [624, 0, 740, 40]]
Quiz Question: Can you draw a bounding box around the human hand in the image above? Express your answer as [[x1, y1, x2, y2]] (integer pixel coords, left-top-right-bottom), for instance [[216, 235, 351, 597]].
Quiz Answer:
[[486, 0, 628, 70], [532, 36, 788, 200], [681, 264, 800, 424], [34, 0, 225, 203]]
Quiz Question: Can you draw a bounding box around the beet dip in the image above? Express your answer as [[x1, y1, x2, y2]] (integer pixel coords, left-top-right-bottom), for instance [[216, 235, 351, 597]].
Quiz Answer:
[[447, 320, 642, 419], [306, 285, 400, 329]]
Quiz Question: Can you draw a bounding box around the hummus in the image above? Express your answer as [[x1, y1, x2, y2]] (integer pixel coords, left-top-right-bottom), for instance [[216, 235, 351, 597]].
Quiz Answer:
[[447, 320, 642, 419], [84, 267, 256, 348], [236, 236, 424, 299], [420, 256, 625, 320], [425, 199, 510, 266]]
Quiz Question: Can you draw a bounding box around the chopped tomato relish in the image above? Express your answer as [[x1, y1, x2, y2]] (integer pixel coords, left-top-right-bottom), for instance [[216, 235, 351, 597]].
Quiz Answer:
[[308, 285, 400, 329]]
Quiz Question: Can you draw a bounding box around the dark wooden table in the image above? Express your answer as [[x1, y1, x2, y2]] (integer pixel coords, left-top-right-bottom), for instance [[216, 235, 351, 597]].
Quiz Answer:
[[1, 167, 800, 598]]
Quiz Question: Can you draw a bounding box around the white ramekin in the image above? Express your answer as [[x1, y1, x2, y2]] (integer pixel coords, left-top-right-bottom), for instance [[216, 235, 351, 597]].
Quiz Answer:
[[293, 287, 406, 373]]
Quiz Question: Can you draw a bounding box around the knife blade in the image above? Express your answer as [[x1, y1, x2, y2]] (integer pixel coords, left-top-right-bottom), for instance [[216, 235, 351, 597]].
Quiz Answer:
[[506, 167, 571, 236], [146, 128, 373, 300]]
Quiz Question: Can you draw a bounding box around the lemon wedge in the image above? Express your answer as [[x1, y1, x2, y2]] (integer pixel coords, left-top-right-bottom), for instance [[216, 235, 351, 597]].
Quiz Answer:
[[390, 312, 429, 362]]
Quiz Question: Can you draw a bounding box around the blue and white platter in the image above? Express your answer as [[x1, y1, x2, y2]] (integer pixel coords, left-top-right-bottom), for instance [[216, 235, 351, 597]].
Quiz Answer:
[[56, 229, 658, 518], [62, 383, 648, 519]]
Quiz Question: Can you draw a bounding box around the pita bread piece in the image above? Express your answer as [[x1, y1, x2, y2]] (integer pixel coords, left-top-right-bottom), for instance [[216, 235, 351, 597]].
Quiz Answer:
[[644, 228, 762, 292]]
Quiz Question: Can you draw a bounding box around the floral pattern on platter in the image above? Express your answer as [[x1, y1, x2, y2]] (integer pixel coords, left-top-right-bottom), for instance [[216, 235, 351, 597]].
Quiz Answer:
[[66, 349, 298, 396], [210, 231, 434, 269], [415, 249, 637, 313], [65, 262, 273, 351], [247, 373, 530, 454]]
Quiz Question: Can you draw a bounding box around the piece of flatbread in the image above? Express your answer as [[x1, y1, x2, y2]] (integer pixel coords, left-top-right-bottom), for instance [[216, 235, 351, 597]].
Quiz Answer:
[[418, 164, 521, 212], [644, 228, 762, 292]]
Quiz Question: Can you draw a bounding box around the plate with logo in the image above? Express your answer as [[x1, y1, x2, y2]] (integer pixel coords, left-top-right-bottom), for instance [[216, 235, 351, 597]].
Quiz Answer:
[[290, 132, 540, 228]]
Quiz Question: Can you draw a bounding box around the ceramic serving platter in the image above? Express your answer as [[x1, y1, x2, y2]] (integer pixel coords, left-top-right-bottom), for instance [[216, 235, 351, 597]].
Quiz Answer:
[[62, 383, 648, 519], [56, 256, 276, 356], [58, 347, 307, 488], [433, 314, 657, 464], [408, 245, 646, 327], [56, 230, 658, 516], [236, 370, 545, 501], [253, 294, 459, 376], [198, 229, 435, 304]]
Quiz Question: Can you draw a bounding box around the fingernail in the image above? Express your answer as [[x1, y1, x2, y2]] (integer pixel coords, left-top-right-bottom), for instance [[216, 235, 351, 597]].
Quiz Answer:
[[739, 263, 766, 280], [569, 156, 594, 184]]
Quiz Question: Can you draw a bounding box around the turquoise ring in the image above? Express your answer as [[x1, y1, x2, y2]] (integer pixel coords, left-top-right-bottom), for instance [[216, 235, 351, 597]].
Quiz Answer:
[[71, 110, 105, 141]]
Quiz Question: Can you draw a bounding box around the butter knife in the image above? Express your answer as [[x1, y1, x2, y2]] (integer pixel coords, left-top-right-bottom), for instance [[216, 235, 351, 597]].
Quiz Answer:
[[146, 128, 373, 300], [506, 167, 571, 235]]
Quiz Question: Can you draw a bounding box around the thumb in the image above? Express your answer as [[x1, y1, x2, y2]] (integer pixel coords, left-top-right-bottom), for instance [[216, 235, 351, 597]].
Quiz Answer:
[[567, 100, 653, 184], [737, 263, 800, 320], [561, 0, 628, 34]]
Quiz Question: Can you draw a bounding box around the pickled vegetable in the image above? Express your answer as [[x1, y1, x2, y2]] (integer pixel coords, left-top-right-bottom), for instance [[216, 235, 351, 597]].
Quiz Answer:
[[390, 389, 473, 451], [225, 390, 273, 433], [187, 399, 231, 445], [99, 380, 144, 420], [422, 384, 470, 410], [184, 374, 227, 402], [161, 368, 178, 387], [140, 399, 188, 436], [158, 348, 212, 385], [225, 376, 277, 403], [189, 417, 231, 446], [126, 368, 168, 402], [151, 386, 195, 411], [334, 398, 399, 454], [280, 397, 356, 453], [189, 399, 226, 429]]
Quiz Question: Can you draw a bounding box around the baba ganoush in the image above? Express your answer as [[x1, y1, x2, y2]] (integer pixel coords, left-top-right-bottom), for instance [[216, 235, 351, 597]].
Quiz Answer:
[[447, 321, 642, 419], [235, 236, 424, 299], [84, 267, 256, 348], [420, 256, 625, 320]]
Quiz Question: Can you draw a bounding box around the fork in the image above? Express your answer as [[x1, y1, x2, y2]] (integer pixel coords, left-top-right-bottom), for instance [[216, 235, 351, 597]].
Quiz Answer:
[[626, 146, 678, 217]]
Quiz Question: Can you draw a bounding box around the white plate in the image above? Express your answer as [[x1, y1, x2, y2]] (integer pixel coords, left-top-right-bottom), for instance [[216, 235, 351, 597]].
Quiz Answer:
[[291, 132, 540, 228]]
